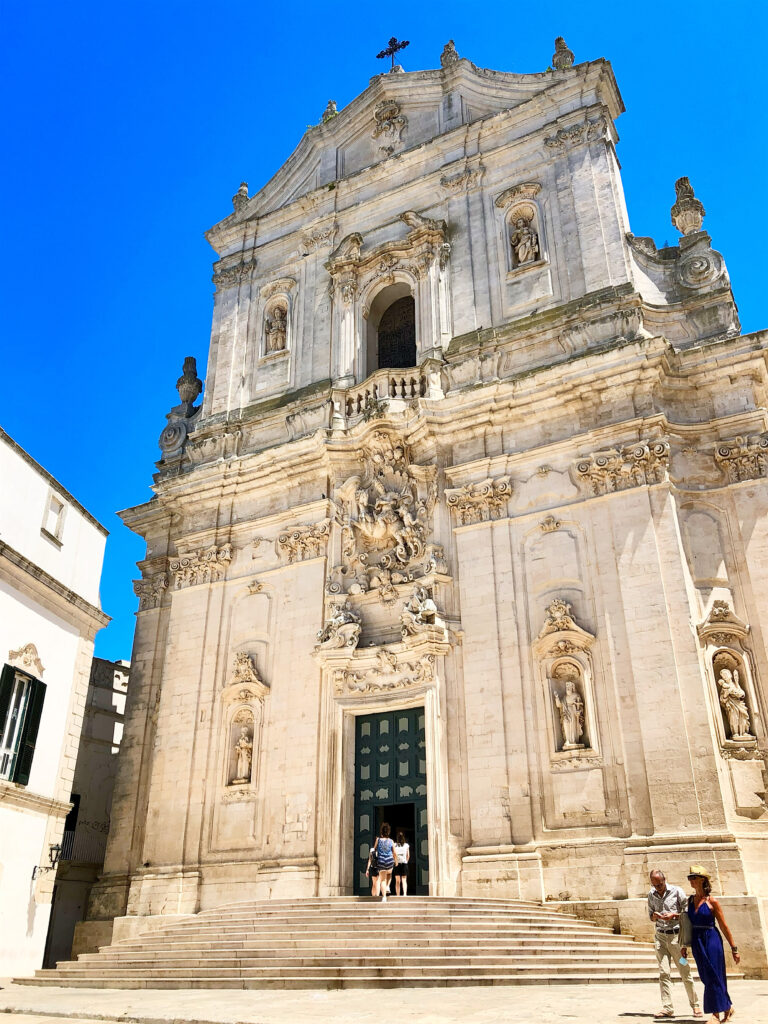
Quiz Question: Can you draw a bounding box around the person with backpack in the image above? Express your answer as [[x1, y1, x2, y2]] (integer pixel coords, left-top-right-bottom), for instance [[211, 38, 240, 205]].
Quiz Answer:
[[372, 822, 395, 902]]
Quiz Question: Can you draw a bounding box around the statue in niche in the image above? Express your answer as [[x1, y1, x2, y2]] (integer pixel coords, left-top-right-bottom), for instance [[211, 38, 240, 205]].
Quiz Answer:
[[717, 667, 753, 740], [401, 586, 437, 637], [554, 677, 585, 749], [231, 726, 253, 784], [265, 304, 288, 353], [509, 216, 539, 266]]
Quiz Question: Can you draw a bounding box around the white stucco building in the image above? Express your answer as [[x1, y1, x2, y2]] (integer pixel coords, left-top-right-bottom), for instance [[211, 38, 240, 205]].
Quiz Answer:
[[0, 427, 109, 975]]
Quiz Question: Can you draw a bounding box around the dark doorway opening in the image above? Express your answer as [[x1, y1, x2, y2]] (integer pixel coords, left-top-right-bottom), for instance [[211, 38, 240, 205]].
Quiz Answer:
[[377, 295, 416, 369], [375, 802, 415, 895]]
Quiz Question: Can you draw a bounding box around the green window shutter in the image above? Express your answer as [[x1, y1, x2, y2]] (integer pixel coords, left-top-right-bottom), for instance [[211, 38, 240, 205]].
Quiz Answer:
[[12, 678, 46, 786], [0, 664, 15, 736]]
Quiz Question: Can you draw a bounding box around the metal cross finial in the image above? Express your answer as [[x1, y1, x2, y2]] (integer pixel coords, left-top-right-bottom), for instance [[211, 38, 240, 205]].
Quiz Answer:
[[376, 36, 410, 71]]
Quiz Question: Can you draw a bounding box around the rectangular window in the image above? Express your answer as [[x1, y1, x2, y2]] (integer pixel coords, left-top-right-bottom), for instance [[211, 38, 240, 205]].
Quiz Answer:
[[0, 664, 46, 785], [41, 494, 65, 544]]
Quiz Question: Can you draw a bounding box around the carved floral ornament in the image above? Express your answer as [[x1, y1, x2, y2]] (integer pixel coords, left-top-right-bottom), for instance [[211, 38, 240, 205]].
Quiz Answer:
[[371, 99, 407, 156], [223, 651, 270, 702], [444, 476, 512, 526], [573, 441, 670, 497], [8, 643, 45, 678], [440, 160, 484, 194], [714, 434, 768, 483], [212, 255, 257, 290], [544, 114, 609, 150], [133, 572, 169, 610], [697, 599, 750, 650]]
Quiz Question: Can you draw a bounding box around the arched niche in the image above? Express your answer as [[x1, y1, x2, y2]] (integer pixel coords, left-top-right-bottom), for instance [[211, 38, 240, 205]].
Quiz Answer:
[[549, 658, 590, 752], [365, 282, 416, 374], [711, 648, 756, 745], [495, 183, 546, 274]]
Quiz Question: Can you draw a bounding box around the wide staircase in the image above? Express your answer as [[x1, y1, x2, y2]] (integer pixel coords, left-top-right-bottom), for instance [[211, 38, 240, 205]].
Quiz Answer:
[[19, 896, 661, 989]]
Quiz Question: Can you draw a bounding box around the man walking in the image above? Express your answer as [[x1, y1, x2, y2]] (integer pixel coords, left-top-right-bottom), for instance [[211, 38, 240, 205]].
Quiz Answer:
[[648, 869, 702, 1019]]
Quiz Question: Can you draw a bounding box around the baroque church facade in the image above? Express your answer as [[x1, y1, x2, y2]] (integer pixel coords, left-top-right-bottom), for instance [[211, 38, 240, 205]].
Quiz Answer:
[[88, 40, 768, 969]]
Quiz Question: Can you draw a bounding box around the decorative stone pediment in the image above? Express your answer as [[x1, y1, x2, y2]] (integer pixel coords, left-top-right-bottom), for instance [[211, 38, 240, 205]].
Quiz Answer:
[[276, 520, 331, 563], [495, 182, 541, 210], [326, 212, 449, 294], [573, 440, 669, 496], [222, 652, 269, 703], [260, 277, 297, 300], [697, 600, 750, 649], [714, 434, 768, 483], [170, 544, 232, 588], [445, 476, 512, 525], [8, 643, 44, 678], [533, 599, 596, 658]]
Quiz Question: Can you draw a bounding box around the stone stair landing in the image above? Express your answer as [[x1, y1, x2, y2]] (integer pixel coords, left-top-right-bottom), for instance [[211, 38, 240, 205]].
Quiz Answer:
[[18, 896, 661, 989]]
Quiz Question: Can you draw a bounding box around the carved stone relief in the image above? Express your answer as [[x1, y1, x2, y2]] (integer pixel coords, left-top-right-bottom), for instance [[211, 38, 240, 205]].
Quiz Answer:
[[133, 572, 168, 610], [444, 476, 512, 525], [276, 520, 330, 563], [316, 599, 362, 650], [329, 431, 437, 597], [574, 441, 669, 496], [372, 99, 407, 156], [551, 662, 587, 750], [170, 544, 233, 588], [714, 434, 768, 482], [544, 114, 608, 150], [333, 650, 435, 696], [212, 255, 257, 290], [264, 303, 288, 353], [7, 642, 45, 678]]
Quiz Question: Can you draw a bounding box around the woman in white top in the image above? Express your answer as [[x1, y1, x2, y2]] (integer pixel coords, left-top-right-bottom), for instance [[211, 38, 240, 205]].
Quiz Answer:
[[393, 831, 410, 896]]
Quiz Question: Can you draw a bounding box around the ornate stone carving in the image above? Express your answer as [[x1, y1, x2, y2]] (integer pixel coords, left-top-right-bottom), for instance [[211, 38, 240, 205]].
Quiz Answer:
[[495, 182, 542, 210], [302, 222, 337, 252], [231, 651, 263, 687], [401, 585, 438, 637], [133, 572, 168, 610], [510, 216, 539, 266], [445, 476, 512, 525], [232, 181, 248, 212], [440, 40, 460, 66], [170, 543, 233, 588], [212, 256, 257, 289], [714, 434, 768, 482], [264, 303, 288, 353], [671, 177, 705, 236], [540, 515, 561, 533], [316, 599, 362, 650], [158, 356, 203, 461], [717, 666, 753, 741], [544, 115, 608, 150], [321, 99, 338, 123], [334, 651, 435, 696], [550, 755, 603, 772], [697, 600, 749, 648], [260, 277, 297, 300], [276, 520, 331, 563], [534, 599, 596, 658], [440, 165, 484, 193], [554, 675, 585, 749], [333, 433, 437, 592], [552, 37, 574, 70], [372, 99, 407, 155], [574, 440, 670, 495], [8, 643, 44, 678], [231, 726, 253, 784]]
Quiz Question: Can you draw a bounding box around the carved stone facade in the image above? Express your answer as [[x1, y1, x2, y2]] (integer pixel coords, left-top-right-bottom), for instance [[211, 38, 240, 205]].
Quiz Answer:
[[92, 45, 768, 973]]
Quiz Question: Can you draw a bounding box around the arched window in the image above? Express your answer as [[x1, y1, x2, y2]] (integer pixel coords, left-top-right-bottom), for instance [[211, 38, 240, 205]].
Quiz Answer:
[[365, 283, 416, 374]]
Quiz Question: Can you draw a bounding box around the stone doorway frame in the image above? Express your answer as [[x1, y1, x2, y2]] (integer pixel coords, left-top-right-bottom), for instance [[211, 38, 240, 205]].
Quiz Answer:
[[314, 639, 454, 897]]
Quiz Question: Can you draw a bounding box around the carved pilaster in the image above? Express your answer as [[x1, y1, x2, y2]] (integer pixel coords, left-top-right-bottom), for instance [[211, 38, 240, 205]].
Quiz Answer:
[[573, 440, 669, 496], [444, 476, 512, 525], [276, 520, 331, 563], [169, 543, 232, 588], [714, 434, 768, 483]]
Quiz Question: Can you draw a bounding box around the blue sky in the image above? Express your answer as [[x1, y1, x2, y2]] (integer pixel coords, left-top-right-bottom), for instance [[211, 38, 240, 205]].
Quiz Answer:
[[2, 1, 766, 661]]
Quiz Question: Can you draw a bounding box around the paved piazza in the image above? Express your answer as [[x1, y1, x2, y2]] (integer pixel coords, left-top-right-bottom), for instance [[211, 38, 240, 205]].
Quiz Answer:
[[1, 980, 767, 1024]]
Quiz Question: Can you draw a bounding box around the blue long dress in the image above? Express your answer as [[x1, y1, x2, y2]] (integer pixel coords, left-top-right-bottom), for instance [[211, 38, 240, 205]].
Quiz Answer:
[[687, 899, 732, 1015]]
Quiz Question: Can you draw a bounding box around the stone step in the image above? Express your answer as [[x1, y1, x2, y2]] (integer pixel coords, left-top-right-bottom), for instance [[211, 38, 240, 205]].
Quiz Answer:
[[78, 941, 643, 961], [16, 972, 663, 989], [57, 950, 659, 966]]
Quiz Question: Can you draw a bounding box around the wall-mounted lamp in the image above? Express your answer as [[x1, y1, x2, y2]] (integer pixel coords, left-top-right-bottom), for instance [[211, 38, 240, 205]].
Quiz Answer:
[[32, 842, 63, 879]]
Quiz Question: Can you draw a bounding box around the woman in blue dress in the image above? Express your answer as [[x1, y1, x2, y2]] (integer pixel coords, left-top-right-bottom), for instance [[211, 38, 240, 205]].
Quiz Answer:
[[680, 865, 741, 1022]]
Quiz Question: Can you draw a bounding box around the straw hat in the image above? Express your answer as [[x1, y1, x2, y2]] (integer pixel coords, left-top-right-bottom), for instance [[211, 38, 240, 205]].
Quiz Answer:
[[687, 864, 712, 879]]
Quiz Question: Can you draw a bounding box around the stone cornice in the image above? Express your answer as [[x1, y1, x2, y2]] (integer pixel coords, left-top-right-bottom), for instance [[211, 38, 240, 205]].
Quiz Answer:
[[0, 780, 73, 819], [0, 540, 110, 635]]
